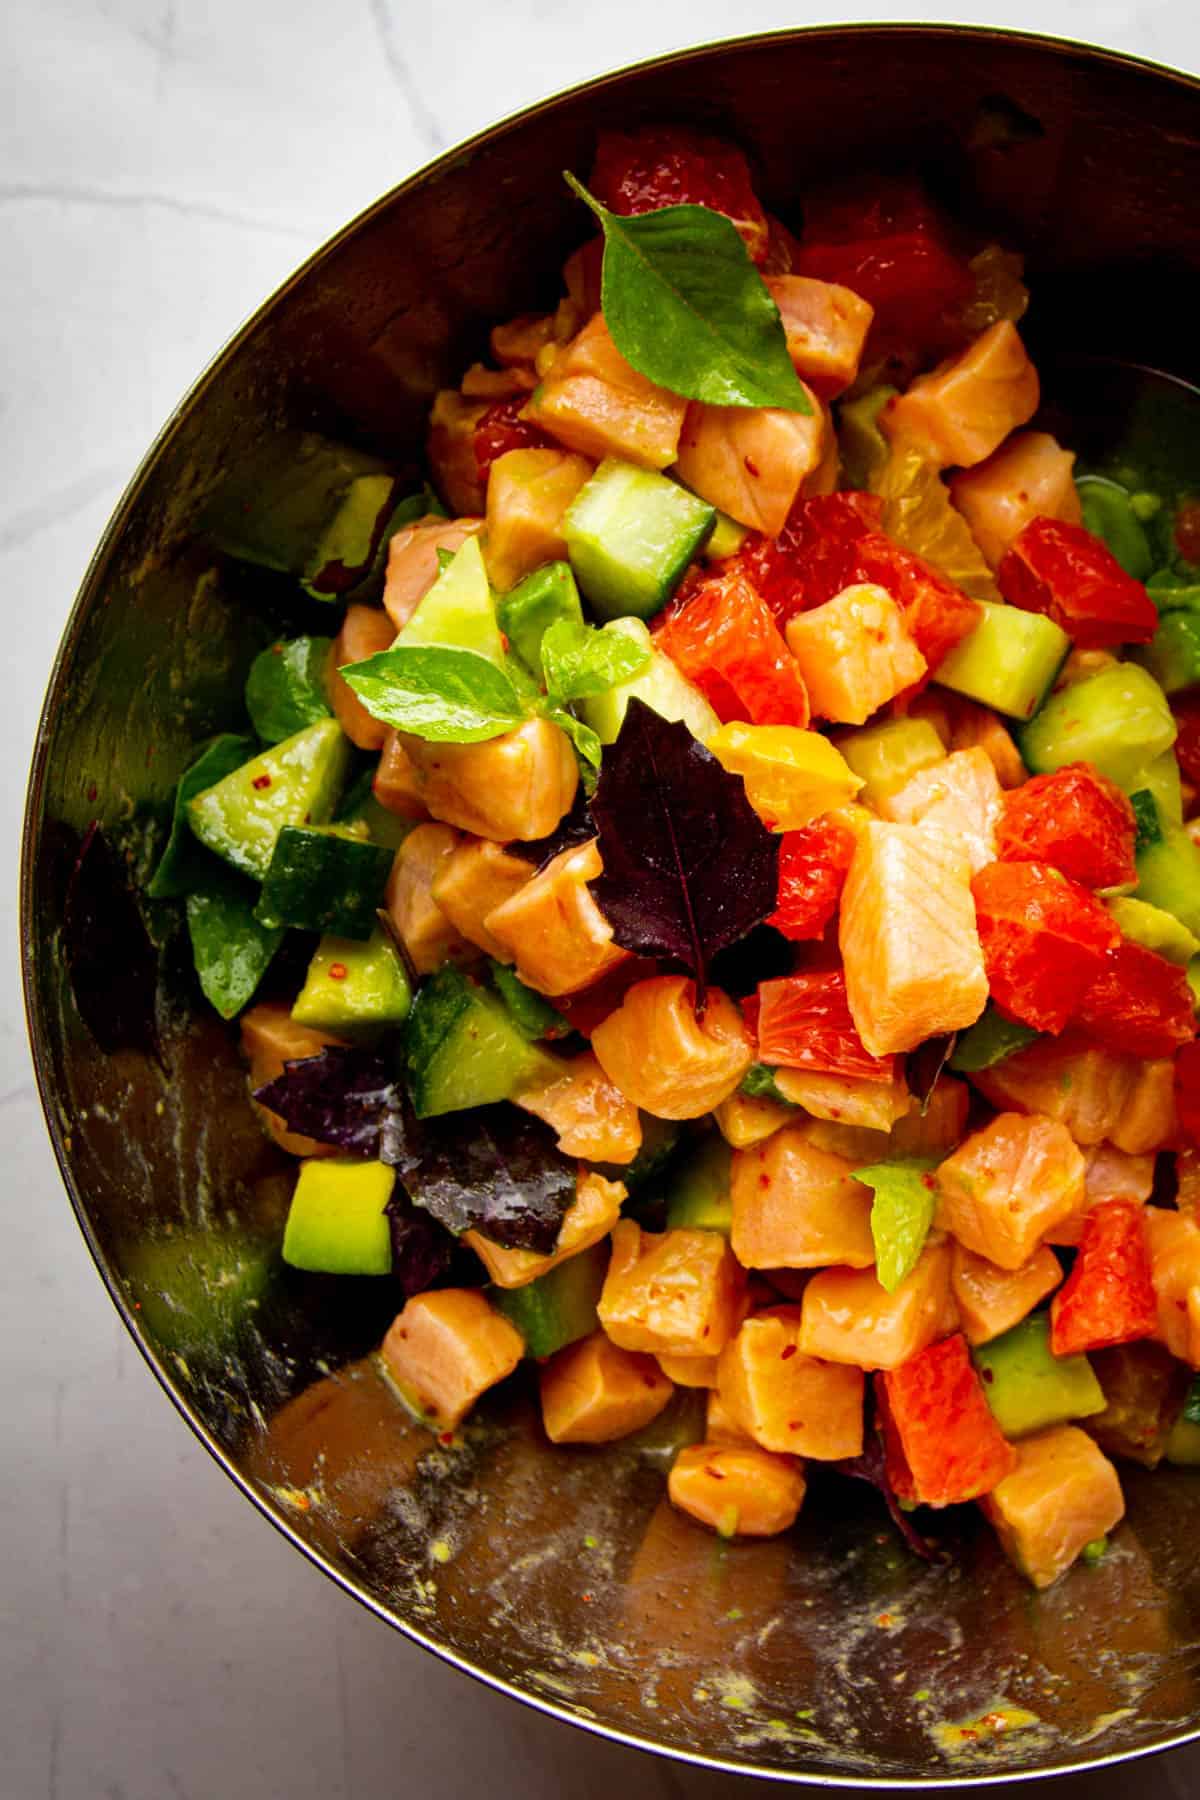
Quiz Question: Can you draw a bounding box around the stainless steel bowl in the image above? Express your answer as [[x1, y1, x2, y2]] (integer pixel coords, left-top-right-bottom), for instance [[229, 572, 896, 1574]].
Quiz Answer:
[[22, 25, 1200, 1786]]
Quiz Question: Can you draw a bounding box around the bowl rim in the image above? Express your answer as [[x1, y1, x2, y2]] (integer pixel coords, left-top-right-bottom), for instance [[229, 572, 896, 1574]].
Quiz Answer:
[[21, 21, 1200, 1787]]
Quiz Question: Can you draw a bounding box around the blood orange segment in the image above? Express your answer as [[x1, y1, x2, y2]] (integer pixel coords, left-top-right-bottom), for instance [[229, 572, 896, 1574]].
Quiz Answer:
[[995, 762, 1137, 889], [1075, 940, 1195, 1060], [755, 969, 895, 1082], [473, 397, 552, 486], [1049, 1198, 1158, 1358], [768, 816, 858, 941], [998, 516, 1158, 649], [591, 126, 771, 264], [971, 860, 1121, 1034], [654, 568, 811, 728], [878, 1334, 1018, 1506]]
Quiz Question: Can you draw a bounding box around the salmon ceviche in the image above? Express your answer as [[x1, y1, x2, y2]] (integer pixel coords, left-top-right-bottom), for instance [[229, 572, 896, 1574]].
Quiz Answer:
[[157, 126, 1200, 1591]]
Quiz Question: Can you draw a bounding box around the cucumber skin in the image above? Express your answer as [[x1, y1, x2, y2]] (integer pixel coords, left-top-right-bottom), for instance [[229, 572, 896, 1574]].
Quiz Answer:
[[936, 602, 1069, 721], [254, 827, 393, 939], [404, 966, 555, 1118], [493, 1243, 608, 1358], [564, 460, 715, 621]]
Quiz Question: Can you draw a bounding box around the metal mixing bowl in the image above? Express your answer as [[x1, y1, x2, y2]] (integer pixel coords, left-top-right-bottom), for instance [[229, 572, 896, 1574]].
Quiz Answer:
[[21, 24, 1200, 1786]]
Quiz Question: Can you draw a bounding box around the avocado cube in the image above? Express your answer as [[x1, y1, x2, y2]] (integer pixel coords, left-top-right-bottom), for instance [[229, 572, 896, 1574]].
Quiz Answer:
[[579, 617, 720, 745], [973, 1314, 1105, 1438], [396, 534, 505, 666], [282, 1158, 394, 1275]]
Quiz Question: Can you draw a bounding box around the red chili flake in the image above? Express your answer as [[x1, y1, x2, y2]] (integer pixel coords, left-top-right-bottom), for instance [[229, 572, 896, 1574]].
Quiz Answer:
[[705, 1466, 726, 1480], [438, 1431, 455, 1446], [328, 963, 348, 981], [252, 774, 272, 790], [780, 1344, 798, 1361]]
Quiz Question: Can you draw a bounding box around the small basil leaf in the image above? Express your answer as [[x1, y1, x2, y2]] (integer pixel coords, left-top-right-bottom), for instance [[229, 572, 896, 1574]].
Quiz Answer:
[[547, 707, 602, 792], [186, 864, 283, 1019], [855, 1158, 939, 1294], [340, 644, 525, 742], [148, 733, 258, 899], [564, 173, 811, 413], [541, 617, 651, 704]]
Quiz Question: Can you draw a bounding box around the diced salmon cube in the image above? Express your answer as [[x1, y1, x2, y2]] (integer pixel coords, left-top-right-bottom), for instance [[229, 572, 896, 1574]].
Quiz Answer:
[[951, 1243, 1062, 1345], [673, 392, 827, 536], [460, 361, 537, 400], [764, 274, 874, 398], [657, 1351, 720, 1389], [878, 745, 1002, 875], [524, 314, 686, 468], [384, 822, 475, 975], [327, 604, 395, 751], [668, 1443, 806, 1538], [374, 731, 430, 821], [839, 821, 988, 1055], [540, 1331, 674, 1443], [785, 583, 927, 725], [706, 1387, 757, 1445], [485, 838, 631, 998], [936, 1112, 1085, 1270], [400, 715, 578, 842], [943, 694, 1028, 788], [714, 1088, 794, 1148], [382, 512, 483, 630], [465, 1171, 625, 1290], [491, 312, 560, 369], [949, 430, 1081, 568], [730, 1126, 875, 1270], [883, 320, 1040, 469], [888, 1076, 970, 1159], [798, 1244, 958, 1369], [973, 1033, 1138, 1146], [430, 836, 532, 960], [980, 1425, 1125, 1588], [1049, 1144, 1155, 1247], [772, 1067, 913, 1132], [591, 975, 753, 1119], [1109, 1059, 1178, 1155], [483, 447, 593, 593], [717, 1307, 864, 1459], [598, 1219, 746, 1357], [381, 1289, 524, 1431], [791, 1116, 890, 1164], [241, 1002, 346, 1158], [426, 392, 489, 514], [516, 1051, 643, 1164], [1144, 1207, 1200, 1366]]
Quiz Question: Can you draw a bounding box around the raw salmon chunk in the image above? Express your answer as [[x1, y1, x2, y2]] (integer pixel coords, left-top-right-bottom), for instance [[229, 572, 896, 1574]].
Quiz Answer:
[[980, 1426, 1125, 1588], [673, 393, 827, 536], [883, 320, 1040, 469], [668, 1443, 806, 1537], [973, 1032, 1138, 1146], [381, 1289, 524, 1431], [730, 1126, 876, 1269], [484, 446, 593, 592], [764, 274, 874, 397], [785, 583, 927, 724], [936, 1112, 1085, 1269], [951, 1243, 1062, 1345], [328, 604, 395, 751], [591, 975, 753, 1119], [540, 1331, 674, 1443], [949, 430, 1081, 568], [400, 716, 578, 842], [524, 314, 687, 468], [384, 823, 476, 975], [373, 731, 429, 821], [798, 1244, 958, 1369], [1049, 1144, 1155, 1247], [382, 514, 483, 631], [241, 1003, 346, 1158], [598, 1220, 747, 1358], [838, 821, 988, 1055], [485, 839, 631, 998], [717, 1308, 865, 1459], [466, 1172, 624, 1289], [879, 745, 1002, 875], [1144, 1208, 1200, 1366], [516, 1050, 642, 1164], [430, 836, 532, 960]]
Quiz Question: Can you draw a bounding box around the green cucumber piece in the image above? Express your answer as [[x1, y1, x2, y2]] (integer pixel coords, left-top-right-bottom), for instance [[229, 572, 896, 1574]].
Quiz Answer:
[[292, 926, 412, 1036], [564, 459, 715, 620], [701, 508, 749, 562], [187, 718, 351, 880], [935, 601, 1069, 720], [1018, 662, 1176, 787], [1126, 751, 1183, 827], [148, 732, 257, 899], [254, 826, 393, 939], [335, 768, 412, 850], [282, 1158, 394, 1275], [1134, 608, 1200, 694], [245, 636, 333, 743], [492, 1243, 608, 1358], [1135, 823, 1200, 938], [185, 865, 284, 1019], [405, 966, 559, 1118], [1076, 476, 1154, 580], [665, 1136, 733, 1234], [949, 1005, 1041, 1072], [396, 534, 505, 666], [489, 962, 569, 1041], [838, 717, 946, 809], [497, 561, 584, 674], [1106, 895, 1200, 965], [579, 617, 719, 745], [837, 384, 898, 490], [972, 1315, 1105, 1438]]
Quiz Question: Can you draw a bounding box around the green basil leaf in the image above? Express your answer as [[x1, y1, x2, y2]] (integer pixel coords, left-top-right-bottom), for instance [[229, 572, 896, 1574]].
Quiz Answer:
[[855, 1158, 939, 1293], [148, 733, 257, 899], [340, 644, 525, 742], [186, 864, 284, 1019], [564, 173, 811, 413], [541, 618, 651, 704], [546, 706, 603, 790]]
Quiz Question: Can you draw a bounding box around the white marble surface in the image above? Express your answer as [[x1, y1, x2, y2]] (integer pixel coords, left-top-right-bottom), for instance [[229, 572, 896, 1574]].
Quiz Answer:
[[5, 4, 1200, 1797]]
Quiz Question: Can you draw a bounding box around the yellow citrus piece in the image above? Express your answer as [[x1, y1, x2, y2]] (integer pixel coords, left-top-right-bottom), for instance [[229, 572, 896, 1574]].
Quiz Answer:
[[707, 722, 862, 831], [870, 443, 1001, 602]]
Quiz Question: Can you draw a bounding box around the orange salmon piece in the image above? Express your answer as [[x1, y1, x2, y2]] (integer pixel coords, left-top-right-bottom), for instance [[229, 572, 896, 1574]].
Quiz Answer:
[[1144, 1208, 1200, 1366], [973, 1032, 1138, 1146], [883, 320, 1040, 469], [598, 1219, 746, 1358], [327, 604, 395, 751], [673, 391, 827, 536], [483, 446, 593, 593], [373, 731, 429, 822], [382, 513, 483, 631], [798, 1244, 957, 1369], [524, 314, 686, 468], [1109, 1059, 1178, 1155], [951, 1243, 1063, 1345], [516, 1050, 642, 1164], [384, 822, 475, 976], [241, 1002, 346, 1159], [980, 1426, 1124, 1588], [465, 1172, 624, 1290], [936, 1112, 1085, 1269], [430, 836, 532, 961], [1049, 1144, 1155, 1247], [668, 1443, 806, 1537], [949, 430, 1081, 568], [400, 716, 578, 842], [765, 274, 874, 398], [485, 839, 631, 998], [730, 1126, 875, 1270], [717, 1307, 865, 1459], [381, 1289, 524, 1431], [540, 1331, 674, 1444], [879, 745, 1002, 875], [785, 583, 926, 725], [591, 975, 753, 1119]]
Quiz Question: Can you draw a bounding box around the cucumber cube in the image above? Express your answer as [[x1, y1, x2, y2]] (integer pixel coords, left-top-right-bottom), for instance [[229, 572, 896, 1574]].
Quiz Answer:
[[1136, 825, 1200, 938], [292, 926, 412, 1036], [579, 617, 720, 745], [1125, 751, 1184, 826], [1135, 607, 1200, 694], [405, 966, 558, 1118], [665, 1136, 733, 1234], [565, 459, 715, 620], [838, 717, 946, 810], [492, 1243, 607, 1359], [396, 534, 505, 665], [935, 601, 1069, 720], [282, 1158, 394, 1275], [1106, 895, 1200, 965], [497, 561, 584, 674], [187, 717, 351, 880], [254, 827, 393, 939], [1018, 663, 1177, 788]]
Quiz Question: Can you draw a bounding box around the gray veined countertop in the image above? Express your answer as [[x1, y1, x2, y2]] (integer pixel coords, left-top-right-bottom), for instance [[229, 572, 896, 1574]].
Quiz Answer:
[[4, 2, 1200, 1795]]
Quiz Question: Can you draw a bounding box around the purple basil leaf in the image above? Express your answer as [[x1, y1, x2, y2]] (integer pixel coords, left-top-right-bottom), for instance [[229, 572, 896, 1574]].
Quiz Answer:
[[385, 1190, 455, 1297], [907, 1032, 957, 1116], [830, 1405, 948, 1565], [396, 1106, 575, 1255], [588, 699, 778, 1007], [511, 785, 594, 871], [63, 821, 163, 1062], [254, 1047, 407, 1160]]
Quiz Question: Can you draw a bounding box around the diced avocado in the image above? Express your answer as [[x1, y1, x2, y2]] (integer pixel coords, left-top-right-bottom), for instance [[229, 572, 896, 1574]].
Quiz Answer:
[[1076, 476, 1154, 580], [185, 864, 284, 1020], [396, 535, 506, 667], [489, 961, 569, 1041], [497, 561, 584, 674], [254, 826, 393, 940], [665, 1136, 733, 1234], [1134, 607, 1200, 695], [282, 1158, 394, 1275], [838, 717, 946, 809], [949, 1005, 1041, 1073], [245, 635, 333, 743], [565, 459, 715, 620], [148, 732, 256, 899], [1165, 1415, 1200, 1465], [740, 1063, 799, 1106], [335, 768, 412, 850], [973, 1314, 1106, 1438], [187, 717, 351, 880], [702, 508, 749, 563], [579, 617, 720, 745], [837, 384, 898, 490], [492, 1242, 608, 1358], [1018, 662, 1176, 787], [292, 927, 412, 1036], [1106, 895, 1200, 965], [204, 430, 399, 602], [1136, 822, 1200, 938], [936, 602, 1069, 720], [1126, 750, 1183, 826], [405, 966, 559, 1118]]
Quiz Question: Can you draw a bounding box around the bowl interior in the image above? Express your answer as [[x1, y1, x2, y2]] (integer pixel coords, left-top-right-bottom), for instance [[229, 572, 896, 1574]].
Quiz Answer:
[[22, 25, 1200, 1786]]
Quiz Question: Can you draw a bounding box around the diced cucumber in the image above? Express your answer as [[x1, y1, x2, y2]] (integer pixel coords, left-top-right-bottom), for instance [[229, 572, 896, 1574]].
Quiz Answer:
[[1136, 823, 1200, 938], [972, 1315, 1105, 1438], [579, 617, 720, 745], [489, 961, 569, 1041], [148, 732, 256, 899], [1076, 476, 1154, 580], [396, 535, 505, 667], [245, 636, 333, 743], [1106, 895, 1200, 965], [185, 864, 284, 1020], [497, 561, 584, 674], [282, 1158, 394, 1275], [187, 718, 351, 881], [936, 602, 1069, 720], [838, 717, 946, 809], [292, 926, 412, 1036], [492, 1242, 608, 1358], [665, 1136, 733, 1234], [1126, 750, 1183, 827], [565, 459, 715, 620], [949, 1005, 1041, 1072], [405, 966, 559, 1118], [1134, 608, 1200, 695], [702, 508, 749, 562], [255, 826, 393, 940], [837, 385, 897, 490], [1018, 662, 1176, 787], [335, 768, 412, 850]]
